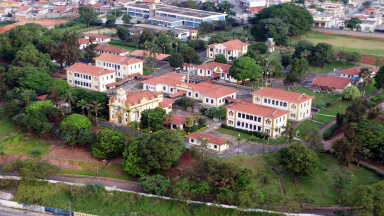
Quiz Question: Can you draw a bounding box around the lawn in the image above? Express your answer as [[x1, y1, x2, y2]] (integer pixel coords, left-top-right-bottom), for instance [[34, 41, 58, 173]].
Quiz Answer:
[[294, 120, 323, 136], [229, 153, 382, 205], [215, 128, 283, 145], [289, 87, 341, 107], [318, 100, 352, 115], [302, 33, 384, 56], [312, 114, 335, 124], [143, 68, 154, 75], [109, 41, 138, 51], [308, 61, 356, 73], [359, 79, 377, 97]]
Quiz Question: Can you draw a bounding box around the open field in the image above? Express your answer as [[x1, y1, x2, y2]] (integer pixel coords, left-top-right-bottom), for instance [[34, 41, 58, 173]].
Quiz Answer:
[[318, 100, 352, 115], [289, 87, 341, 108], [294, 120, 323, 136], [308, 61, 356, 73], [109, 41, 138, 51], [229, 153, 382, 205], [216, 128, 284, 145], [312, 114, 335, 124], [302, 33, 384, 55]]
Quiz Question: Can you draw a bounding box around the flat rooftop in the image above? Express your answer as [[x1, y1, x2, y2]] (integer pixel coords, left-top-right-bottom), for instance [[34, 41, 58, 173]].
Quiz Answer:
[[149, 16, 183, 22], [126, 4, 224, 18], [133, 24, 189, 34]]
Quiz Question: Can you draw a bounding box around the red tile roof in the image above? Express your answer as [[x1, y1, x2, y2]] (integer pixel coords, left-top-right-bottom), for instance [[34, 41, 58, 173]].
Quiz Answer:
[[54, 6, 67, 12], [37, 94, 47, 101], [94, 53, 143, 65], [17, 6, 31, 11], [0, 19, 67, 33], [183, 63, 197, 67], [168, 90, 187, 98], [64, 63, 115, 76], [78, 38, 90, 45], [84, 33, 111, 39], [226, 100, 290, 119], [312, 76, 351, 89], [339, 66, 375, 76], [251, 87, 314, 104], [92, 2, 106, 7], [130, 50, 170, 61], [106, 73, 140, 87], [124, 90, 161, 106], [207, 39, 249, 50], [35, 1, 49, 4], [202, 87, 237, 98], [159, 98, 175, 108], [164, 114, 188, 125], [190, 29, 198, 33], [249, 6, 265, 13], [196, 62, 232, 73], [95, 45, 130, 54], [186, 132, 229, 145]]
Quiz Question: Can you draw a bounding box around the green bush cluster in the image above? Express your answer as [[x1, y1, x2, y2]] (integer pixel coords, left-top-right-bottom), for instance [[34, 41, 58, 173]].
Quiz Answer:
[[369, 92, 384, 107], [323, 118, 348, 140], [220, 123, 269, 138]]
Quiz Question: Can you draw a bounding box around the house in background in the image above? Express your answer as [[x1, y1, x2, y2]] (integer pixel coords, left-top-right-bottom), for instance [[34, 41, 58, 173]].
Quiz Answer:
[[94, 53, 144, 79], [37, 94, 69, 109], [164, 114, 189, 130], [84, 33, 111, 42], [95, 45, 130, 56], [311, 76, 352, 93], [206, 39, 250, 62], [338, 66, 376, 84], [186, 132, 230, 152], [0, 0, 21, 7]]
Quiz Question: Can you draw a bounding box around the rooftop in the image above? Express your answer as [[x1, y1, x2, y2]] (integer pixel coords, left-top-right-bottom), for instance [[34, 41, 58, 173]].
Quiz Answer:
[[65, 63, 115, 76], [84, 33, 111, 39], [207, 39, 250, 50], [17, 6, 31, 11], [339, 66, 375, 76], [54, 6, 67, 12], [226, 100, 290, 119], [149, 16, 183, 22], [312, 76, 352, 89], [132, 24, 190, 34], [0, 19, 67, 33], [126, 4, 224, 18], [251, 87, 314, 104], [94, 53, 143, 65], [164, 113, 189, 125], [124, 90, 162, 106], [196, 62, 232, 73], [186, 132, 229, 145], [129, 50, 170, 60], [78, 38, 90, 45], [95, 45, 130, 54]]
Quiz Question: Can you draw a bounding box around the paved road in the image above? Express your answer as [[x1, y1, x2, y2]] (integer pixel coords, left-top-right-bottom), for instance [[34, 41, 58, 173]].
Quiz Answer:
[[0, 206, 51, 216]]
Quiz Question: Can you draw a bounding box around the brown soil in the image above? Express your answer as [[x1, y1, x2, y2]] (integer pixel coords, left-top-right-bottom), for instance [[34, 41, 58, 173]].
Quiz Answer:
[[361, 53, 384, 65], [42, 144, 103, 165]]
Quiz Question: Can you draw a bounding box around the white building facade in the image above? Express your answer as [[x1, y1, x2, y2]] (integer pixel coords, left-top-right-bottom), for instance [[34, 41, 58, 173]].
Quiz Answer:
[[94, 53, 143, 79], [206, 39, 250, 62]]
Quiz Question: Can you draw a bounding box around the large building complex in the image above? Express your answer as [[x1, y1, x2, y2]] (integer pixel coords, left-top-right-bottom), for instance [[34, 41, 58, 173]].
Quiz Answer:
[[109, 88, 174, 125], [94, 53, 143, 79], [226, 100, 290, 137], [206, 39, 250, 62], [126, 3, 225, 28], [251, 87, 314, 121], [65, 63, 116, 92], [196, 62, 245, 84]]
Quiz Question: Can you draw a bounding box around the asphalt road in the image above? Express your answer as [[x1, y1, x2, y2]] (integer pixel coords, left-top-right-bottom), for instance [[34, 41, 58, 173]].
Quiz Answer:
[[0, 206, 52, 216]]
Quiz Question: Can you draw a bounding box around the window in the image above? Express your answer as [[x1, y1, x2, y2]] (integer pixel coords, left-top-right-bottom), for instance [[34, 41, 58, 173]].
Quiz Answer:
[[207, 70, 210, 75], [266, 119, 271, 125], [103, 62, 105, 66], [214, 145, 217, 149], [170, 88, 174, 92], [265, 129, 270, 134], [250, 116, 253, 120], [291, 113, 296, 117], [307, 110, 309, 114], [211, 99, 214, 104], [238, 113, 241, 118], [308, 101, 310, 105], [246, 115, 249, 119], [301, 104, 303, 108], [163, 86, 166, 90], [276, 119, 278, 124], [195, 93, 198, 97], [89, 76, 91, 80], [189, 92, 191, 96], [258, 117, 261, 122], [272, 100, 274, 105], [200, 69, 203, 74], [210, 48, 213, 51], [221, 73, 224, 77], [264, 99, 267, 103], [111, 75, 113, 79], [206, 98, 209, 103], [242, 122, 244, 127], [250, 124, 252, 129], [131, 66, 132, 70], [284, 103, 287, 107], [228, 120, 233, 124], [227, 74, 229, 78], [237, 121, 240, 126], [268, 99, 271, 104], [276, 100, 278, 105], [258, 126, 261, 131], [219, 99, 221, 103], [245, 123, 248, 128], [283, 116, 285, 120], [253, 125, 256, 130], [300, 113, 302, 117], [191, 138, 194, 143], [242, 114, 245, 118], [228, 50, 231, 54]]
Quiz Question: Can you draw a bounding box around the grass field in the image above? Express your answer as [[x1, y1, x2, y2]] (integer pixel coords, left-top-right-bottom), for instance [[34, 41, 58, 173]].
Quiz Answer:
[[312, 114, 335, 124], [294, 120, 323, 136], [229, 153, 382, 205], [359, 79, 378, 97], [308, 61, 356, 73], [319, 100, 352, 115], [109, 41, 137, 51], [14, 180, 279, 216], [216, 128, 283, 145], [303, 33, 384, 55], [289, 88, 341, 108]]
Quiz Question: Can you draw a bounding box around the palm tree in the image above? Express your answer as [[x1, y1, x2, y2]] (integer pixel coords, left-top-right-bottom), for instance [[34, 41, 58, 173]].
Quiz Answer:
[[236, 134, 242, 156], [231, 29, 236, 40], [76, 99, 89, 115], [126, 107, 140, 131], [248, 135, 257, 151], [57, 106, 67, 117], [359, 67, 373, 98], [197, 136, 210, 156], [62, 91, 77, 112], [90, 101, 102, 126], [274, 127, 279, 151]]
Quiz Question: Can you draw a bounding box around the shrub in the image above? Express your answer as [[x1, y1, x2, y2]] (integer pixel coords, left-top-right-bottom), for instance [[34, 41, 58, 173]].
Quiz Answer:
[[138, 174, 172, 195], [30, 148, 41, 156], [220, 123, 269, 138]]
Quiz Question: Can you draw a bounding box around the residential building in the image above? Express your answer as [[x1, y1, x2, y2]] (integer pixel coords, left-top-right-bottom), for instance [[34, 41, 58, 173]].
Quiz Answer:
[[84, 33, 111, 42], [311, 76, 352, 93], [195, 62, 245, 84], [65, 63, 116, 92], [15, 5, 32, 15], [186, 132, 230, 152], [95, 45, 130, 56], [242, 0, 266, 8], [164, 114, 189, 130], [0, 0, 20, 7], [94, 53, 144, 79], [339, 66, 376, 84], [78, 38, 96, 50], [126, 3, 225, 28], [142, 73, 238, 107], [182, 63, 197, 72], [226, 100, 290, 137], [366, 7, 379, 14], [37, 94, 69, 109], [190, 29, 198, 40], [109, 88, 174, 125], [0, 6, 12, 15], [206, 39, 250, 62], [251, 87, 314, 121], [53, 6, 70, 13], [312, 12, 334, 28], [321, 3, 345, 18]]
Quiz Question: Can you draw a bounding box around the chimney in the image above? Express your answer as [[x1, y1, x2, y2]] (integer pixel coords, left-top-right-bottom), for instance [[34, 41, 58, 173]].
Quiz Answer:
[[187, 73, 190, 83]]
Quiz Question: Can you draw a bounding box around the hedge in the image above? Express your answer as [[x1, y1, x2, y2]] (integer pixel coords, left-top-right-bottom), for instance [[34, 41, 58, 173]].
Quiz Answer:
[[323, 118, 348, 140], [368, 92, 384, 107], [220, 123, 269, 138], [351, 161, 384, 177]]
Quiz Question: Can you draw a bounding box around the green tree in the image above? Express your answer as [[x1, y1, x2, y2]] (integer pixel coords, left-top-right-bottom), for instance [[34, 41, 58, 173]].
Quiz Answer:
[[169, 53, 184, 68], [116, 26, 129, 41], [18, 71, 53, 93], [301, 127, 323, 152], [84, 42, 98, 62], [257, 18, 289, 44], [342, 86, 361, 100], [250, 43, 268, 54], [139, 29, 155, 45], [292, 40, 316, 60], [182, 47, 200, 63], [334, 170, 353, 204], [352, 120, 384, 151], [346, 52, 363, 63], [290, 58, 309, 76], [283, 72, 302, 89], [175, 97, 197, 111], [362, 1, 372, 7], [12, 44, 56, 73], [90, 101, 102, 126], [214, 54, 227, 64], [76, 99, 89, 115], [26, 100, 55, 113], [359, 67, 373, 97], [367, 106, 384, 125], [332, 138, 355, 170], [4, 158, 61, 180], [139, 174, 172, 195], [345, 17, 362, 30], [52, 79, 70, 95], [52, 31, 82, 67], [62, 91, 77, 111], [311, 43, 337, 68], [60, 124, 95, 149], [20, 109, 49, 133], [281, 54, 291, 69], [92, 127, 125, 159], [140, 107, 166, 131], [229, 57, 262, 85], [250, 3, 314, 38], [139, 130, 184, 170], [122, 13, 132, 25], [0, 72, 8, 100], [278, 144, 319, 184], [122, 141, 149, 176], [178, 43, 190, 54], [374, 66, 384, 90], [268, 59, 283, 77], [60, 113, 92, 130], [345, 97, 367, 123], [154, 33, 171, 54], [106, 15, 116, 27], [78, 6, 98, 27], [199, 22, 215, 34]]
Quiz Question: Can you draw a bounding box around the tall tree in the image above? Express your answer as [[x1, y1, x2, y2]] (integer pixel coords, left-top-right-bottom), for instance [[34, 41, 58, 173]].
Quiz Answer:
[[90, 101, 102, 126], [290, 58, 309, 76], [62, 91, 77, 112], [78, 6, 98, 27], [122, 141, 149, 176], [334, 170, 353, 204], [169, 53, 184, 68], [278, 144, 319, 184], [116, 26, 129, 41], [345, 17, 362, 30], [257, 17, 289, 44], [214, 54, 227, 64], [106, 15, 117, 27], [46, 82, 61, 105], [83, 41, 98, 62], [140, 107, 166, 131], [347, 181, 384, 216], [342, 86, 361, 100], [332, 138, 355, 170], [122, 13, 132, 25], [374, 66, 384, 90], [92, 127, 125, 159], [182, 47, 200, 64], [229, 57, 262, 85], [367, 106, 384, 124], [281, 54, 291, 69], [18, 71, 53, 93], [76, 99, 89, 115], [345, 97, 367, 123], [311, 43, 337, 68], [12, 44, 56, 73], [139, 29, 155, 45], [283, 72, 302, 89], [359, 67, 373, 97], [0, 72, 8, 101]]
